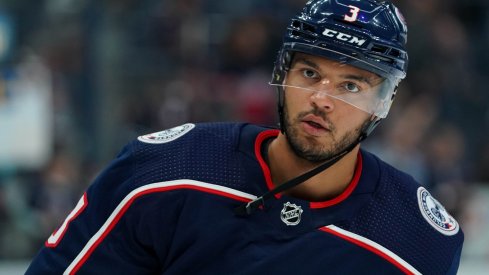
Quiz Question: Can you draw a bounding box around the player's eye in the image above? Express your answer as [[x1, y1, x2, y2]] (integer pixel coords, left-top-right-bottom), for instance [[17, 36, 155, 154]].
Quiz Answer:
[[302, 69, 320, 80], [342, 82, 360, 93]]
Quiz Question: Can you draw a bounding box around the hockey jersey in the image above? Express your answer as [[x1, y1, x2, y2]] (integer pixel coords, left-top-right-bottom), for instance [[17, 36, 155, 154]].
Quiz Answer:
[[26, 122, 464, 274]]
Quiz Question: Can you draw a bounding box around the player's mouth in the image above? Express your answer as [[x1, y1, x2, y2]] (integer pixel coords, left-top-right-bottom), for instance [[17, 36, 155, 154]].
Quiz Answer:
[[301, 114, 330, 136]]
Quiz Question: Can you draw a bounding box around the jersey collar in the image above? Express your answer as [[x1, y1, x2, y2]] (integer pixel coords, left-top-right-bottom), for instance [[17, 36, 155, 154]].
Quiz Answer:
[[253, 129, 366, 210]]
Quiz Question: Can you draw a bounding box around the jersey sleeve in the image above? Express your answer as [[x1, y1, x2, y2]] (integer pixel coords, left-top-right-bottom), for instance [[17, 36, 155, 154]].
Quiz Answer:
[[25, 141, 177, 274], [445, 241, 463, 275]]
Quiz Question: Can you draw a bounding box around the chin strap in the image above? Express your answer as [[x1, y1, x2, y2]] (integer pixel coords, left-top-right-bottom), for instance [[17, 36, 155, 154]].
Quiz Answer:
[[234, 136, 363, 216]]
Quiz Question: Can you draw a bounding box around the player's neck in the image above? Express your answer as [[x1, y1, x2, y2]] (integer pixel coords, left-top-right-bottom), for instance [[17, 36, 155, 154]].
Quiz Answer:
[[267, 133, 360, 202]]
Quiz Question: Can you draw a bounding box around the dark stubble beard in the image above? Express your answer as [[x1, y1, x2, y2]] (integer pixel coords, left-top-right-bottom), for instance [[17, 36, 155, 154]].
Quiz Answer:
[[283, 101, 369, 164]]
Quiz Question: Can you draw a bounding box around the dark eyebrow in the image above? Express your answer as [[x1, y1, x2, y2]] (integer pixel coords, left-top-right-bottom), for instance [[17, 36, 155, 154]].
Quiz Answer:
[[294, 58, 320, 71], [340, 74, 376, 86]]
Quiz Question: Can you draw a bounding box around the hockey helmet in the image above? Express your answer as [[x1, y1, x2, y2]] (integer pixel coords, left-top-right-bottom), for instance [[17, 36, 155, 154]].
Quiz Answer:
[[272, 0, 408, 136]]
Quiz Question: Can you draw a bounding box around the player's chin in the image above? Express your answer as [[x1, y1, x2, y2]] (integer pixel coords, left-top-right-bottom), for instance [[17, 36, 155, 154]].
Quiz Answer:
[[299, 147, 334, 163], [301, 137, 333, 153]]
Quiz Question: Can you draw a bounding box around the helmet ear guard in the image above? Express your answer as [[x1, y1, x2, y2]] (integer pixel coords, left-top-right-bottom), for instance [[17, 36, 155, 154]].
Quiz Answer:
[[274, 48, 295, 133], [272, 48, 292, 84]]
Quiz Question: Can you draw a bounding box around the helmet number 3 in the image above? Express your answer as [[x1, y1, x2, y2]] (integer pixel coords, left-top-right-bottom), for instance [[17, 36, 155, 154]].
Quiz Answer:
[[344, 5, 360, 22]]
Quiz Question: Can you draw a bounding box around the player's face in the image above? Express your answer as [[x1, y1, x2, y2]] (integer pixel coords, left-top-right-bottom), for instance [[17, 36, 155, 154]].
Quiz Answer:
[[282, 53, 378, 162]]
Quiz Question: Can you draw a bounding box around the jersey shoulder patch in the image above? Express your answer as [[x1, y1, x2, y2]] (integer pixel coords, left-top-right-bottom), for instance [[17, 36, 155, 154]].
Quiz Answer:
[[417, 186, 459, 236], [138, 123, 195, 144]]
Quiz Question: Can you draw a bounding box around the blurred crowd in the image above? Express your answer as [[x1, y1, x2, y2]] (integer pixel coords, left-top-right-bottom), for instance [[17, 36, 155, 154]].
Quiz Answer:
[[0, 0, 488, 261]]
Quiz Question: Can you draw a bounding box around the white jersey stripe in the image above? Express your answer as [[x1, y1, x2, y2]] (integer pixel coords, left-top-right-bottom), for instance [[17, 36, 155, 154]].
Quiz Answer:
[[64, 179, 257, 275], [323, 225, 422, 275]]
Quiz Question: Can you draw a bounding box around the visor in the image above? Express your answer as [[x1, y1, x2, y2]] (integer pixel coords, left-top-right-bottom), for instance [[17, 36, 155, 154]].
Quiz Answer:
[[271, 44, 398, 118]]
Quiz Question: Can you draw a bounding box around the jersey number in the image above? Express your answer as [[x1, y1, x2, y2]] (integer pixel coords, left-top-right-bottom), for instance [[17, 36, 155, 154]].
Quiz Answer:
[[344, 5, 360, 22], [45, 193, 88, 247]]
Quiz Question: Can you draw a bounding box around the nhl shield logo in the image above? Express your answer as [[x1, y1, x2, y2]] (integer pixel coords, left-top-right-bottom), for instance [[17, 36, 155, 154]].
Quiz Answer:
[[280, 202, 303, 226], [417, 187, 459, 236]]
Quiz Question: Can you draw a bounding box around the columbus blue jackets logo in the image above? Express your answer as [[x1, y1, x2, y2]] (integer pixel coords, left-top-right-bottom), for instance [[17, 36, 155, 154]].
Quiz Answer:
[[280, 202, 303, 226], [138, 123, 195, 144], [417, 187, 459, 236]]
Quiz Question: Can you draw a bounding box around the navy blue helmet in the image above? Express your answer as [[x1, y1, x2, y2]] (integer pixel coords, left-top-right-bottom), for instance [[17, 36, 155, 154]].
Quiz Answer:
[[272, 0, 408, 137]]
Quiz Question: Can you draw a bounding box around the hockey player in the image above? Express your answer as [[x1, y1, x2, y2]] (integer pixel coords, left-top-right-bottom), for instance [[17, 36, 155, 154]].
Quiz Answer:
[[27, 0, 463, 274]]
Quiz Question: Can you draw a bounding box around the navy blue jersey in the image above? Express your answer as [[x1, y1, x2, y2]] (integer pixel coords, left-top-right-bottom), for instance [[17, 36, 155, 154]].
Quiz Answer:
[[26, 123, 463, 274]]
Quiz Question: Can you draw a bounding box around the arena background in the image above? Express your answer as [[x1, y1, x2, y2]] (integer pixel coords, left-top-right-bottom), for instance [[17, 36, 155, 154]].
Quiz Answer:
[[0, 0, 488, 273]]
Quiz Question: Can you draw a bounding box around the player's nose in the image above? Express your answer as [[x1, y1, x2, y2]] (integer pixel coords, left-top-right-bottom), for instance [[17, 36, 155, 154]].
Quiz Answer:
[[310, 90, 335, 112]]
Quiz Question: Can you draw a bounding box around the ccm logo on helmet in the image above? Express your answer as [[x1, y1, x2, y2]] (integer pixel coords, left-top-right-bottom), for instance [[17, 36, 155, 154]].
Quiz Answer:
[[322, 28, 366, 47]]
